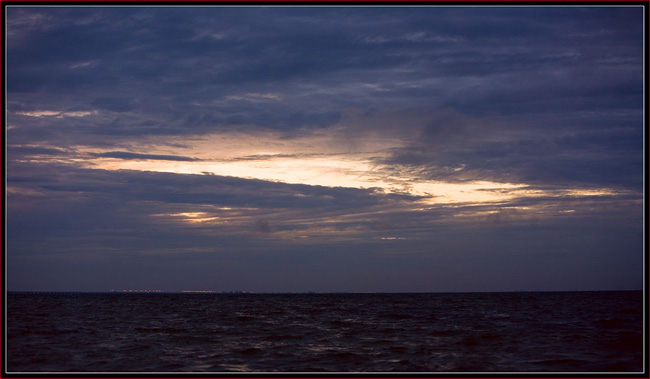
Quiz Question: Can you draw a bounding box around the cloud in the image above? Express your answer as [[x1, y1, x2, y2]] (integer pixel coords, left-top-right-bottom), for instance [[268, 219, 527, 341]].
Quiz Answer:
[[91, 97, 136, 112], [89, 151, 200, 161], [254, 219, 273, 234], [16, 110, 97, 118], [7, 145, 69, 156], [351, 106, 644, 190], [7, 6, 642, 143]]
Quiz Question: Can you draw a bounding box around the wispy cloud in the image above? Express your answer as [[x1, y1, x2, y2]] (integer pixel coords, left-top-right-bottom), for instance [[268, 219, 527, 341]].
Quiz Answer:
[[89, 151, 201, 162], [16, 110, 98, 118]]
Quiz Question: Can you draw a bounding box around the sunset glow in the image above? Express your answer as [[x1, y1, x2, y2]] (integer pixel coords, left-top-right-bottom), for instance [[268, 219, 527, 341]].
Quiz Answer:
[[74, 138, 623, 208]]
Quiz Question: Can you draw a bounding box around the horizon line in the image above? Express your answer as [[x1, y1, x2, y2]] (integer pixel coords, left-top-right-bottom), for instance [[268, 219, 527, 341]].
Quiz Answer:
[[5, 289, 644, 295]]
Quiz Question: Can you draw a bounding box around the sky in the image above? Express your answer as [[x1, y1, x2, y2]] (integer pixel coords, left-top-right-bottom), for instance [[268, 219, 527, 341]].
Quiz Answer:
[[4, 5, 645, 293]]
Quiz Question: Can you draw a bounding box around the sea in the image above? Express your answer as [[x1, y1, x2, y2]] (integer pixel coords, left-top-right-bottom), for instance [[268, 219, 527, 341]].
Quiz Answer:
[[5, 291, 644, 373]]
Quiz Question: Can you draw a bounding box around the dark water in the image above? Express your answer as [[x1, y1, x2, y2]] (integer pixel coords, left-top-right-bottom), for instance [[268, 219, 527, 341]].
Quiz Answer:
[[6, 291, 644, 373]]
